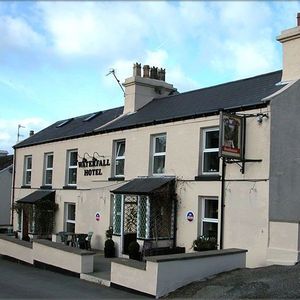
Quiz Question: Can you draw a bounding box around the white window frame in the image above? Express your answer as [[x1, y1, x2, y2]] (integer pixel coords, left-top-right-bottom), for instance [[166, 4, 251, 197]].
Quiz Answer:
[[152, 133, 166, 176], [43, 152, 53, 186], [201, 197, 218, 238], [202, 128, 219, 175], [114, 140, 125, 177], [65, 203, 76, 232], [24, 155, 32, 186], [66, 150, 78, 186]]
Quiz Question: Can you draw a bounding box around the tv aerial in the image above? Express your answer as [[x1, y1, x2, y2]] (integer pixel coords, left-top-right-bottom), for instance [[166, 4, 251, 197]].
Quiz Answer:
[[106, 68, 125, 97]]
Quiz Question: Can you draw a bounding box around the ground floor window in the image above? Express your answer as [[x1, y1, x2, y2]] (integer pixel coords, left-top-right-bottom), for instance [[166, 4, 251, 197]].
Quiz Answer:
[[113, 194, 122, 235], [65, 203, 76, 232], [200, 197, 218, 239]]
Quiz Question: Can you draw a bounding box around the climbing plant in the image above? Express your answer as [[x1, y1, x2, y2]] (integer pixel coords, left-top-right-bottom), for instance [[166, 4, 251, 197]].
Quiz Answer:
[[13, 199, 58, 238]]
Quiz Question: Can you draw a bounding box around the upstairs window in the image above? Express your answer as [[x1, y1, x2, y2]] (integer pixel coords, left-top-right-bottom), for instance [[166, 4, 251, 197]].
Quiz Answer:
[[114, 140, 125, 177], [43, 153, 53, 186], [66, 150, 78, 185], [24, 155, 32, 186], [202, 128, 219, 174], [152, 134, 166, 175]]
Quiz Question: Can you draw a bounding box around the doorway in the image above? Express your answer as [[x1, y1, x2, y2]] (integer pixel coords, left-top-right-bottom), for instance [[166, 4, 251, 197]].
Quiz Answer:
[[122, 195, 137, 254]]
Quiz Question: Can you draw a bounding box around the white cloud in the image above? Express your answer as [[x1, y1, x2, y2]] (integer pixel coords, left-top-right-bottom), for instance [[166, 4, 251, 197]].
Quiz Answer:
[[0, 15, 44, 49], [0, 118, 50, 154]]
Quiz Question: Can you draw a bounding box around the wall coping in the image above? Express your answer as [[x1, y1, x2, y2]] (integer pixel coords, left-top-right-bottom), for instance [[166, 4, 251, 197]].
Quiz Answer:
[[0, 235, 32, 249], [145, 248, 247, 263], [34, 239, 96, 256], [112, 258, 146, 270]]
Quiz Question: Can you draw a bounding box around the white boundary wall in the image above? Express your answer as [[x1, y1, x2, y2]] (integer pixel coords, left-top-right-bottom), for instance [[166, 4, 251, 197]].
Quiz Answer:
[[111, 248, 247, 298]]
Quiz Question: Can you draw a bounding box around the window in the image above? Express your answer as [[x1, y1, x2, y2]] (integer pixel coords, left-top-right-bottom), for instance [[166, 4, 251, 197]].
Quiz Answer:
[[114, 140, 125, 177], [65, 203, 76, 232], [43, 153, 53, 186], [113, 194, 122, 235], [201, 198, 218, 239], [202, 128, 219, 174], [152, 134, 166, 175], [24, 155, 32, 186], [66, 150, 77, 185]]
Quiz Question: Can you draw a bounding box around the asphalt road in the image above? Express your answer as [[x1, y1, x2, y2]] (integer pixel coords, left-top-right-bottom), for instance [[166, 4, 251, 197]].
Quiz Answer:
[[165, 263, 300, 298], [0, 256, 147, 299]]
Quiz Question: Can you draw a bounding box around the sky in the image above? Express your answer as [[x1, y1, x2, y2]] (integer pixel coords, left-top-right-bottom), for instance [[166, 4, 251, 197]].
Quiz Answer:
[[1, 1, 300, 154]]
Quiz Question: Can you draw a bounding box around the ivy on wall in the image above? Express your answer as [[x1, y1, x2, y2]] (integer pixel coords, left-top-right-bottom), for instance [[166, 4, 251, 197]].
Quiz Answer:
[[13, 199, 58, 237]]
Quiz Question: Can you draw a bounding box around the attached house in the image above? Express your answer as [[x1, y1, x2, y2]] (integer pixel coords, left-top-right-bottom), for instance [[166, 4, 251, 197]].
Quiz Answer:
[[0, 151, 13, 231], [12, 14, 300, 267]]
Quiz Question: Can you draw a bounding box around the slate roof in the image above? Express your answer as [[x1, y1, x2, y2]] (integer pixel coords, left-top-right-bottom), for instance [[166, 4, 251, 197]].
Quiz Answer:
[[14, 70, 285, 149], [98, 70, 284, 133], [15, 107, 123, 149], [0, 155, 13, 171], [111, 177, 175, 195]]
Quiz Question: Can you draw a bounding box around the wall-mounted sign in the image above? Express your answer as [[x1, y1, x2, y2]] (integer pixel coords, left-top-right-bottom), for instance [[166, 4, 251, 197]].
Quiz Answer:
[[78, 158, 110, 176], [219, 112, 244, 159], [186, 211, 194, 222], [95, 212, 100, 222]]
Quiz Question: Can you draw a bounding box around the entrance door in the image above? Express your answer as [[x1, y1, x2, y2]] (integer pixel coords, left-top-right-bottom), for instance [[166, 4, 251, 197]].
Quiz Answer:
[[122, 195, 137, 254]]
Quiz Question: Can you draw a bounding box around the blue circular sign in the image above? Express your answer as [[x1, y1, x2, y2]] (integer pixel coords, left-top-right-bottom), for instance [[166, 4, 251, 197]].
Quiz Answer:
[[186, 211, 194, 222]]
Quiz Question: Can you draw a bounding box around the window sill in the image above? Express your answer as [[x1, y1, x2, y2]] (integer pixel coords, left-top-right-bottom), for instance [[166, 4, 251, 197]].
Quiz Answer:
[[63, 185, 77, 190], [195, 175, 221, 181], [40, 185, 52, 190], [21, 185, 31, 189], [108, 177, 125, 181]]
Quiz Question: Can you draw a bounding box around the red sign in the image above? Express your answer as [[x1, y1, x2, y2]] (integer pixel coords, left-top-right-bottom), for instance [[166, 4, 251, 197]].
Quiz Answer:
[[186, 211, 194, 222], [95, 212, 100, 222]]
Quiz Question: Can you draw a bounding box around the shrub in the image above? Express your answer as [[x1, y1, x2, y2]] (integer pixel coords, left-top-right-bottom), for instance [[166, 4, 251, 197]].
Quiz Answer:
[[104, 238, 115, 258], [192, 235, 217, 251], [128, 241, 141, 260]]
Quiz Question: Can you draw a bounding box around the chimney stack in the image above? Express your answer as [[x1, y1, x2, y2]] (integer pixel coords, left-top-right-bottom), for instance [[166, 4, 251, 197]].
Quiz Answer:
[[122, 62, 177, 114], [277, 12, 300, 82], [29, 130, 34, 137]]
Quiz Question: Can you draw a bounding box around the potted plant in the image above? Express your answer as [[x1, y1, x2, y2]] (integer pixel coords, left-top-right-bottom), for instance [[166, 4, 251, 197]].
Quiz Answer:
[[128, 241, 141, 260], [104, 238, 115, 258], [192, 235, 217, 251]]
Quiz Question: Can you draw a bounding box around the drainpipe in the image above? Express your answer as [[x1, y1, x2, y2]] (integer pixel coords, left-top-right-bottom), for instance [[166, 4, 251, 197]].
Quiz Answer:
[[173, 193, 177, 249], [11, 148, 17, 229], [220, 158, 226, 249]]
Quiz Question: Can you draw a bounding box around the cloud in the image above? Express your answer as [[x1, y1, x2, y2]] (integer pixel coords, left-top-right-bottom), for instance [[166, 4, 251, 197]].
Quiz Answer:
[[0, 15, 44, 49], [0, 118, 50, 154]]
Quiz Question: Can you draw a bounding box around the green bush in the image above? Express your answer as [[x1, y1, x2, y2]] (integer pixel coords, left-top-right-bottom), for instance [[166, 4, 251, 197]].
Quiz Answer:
[[192, 235, 217, 251], [128, 241, 141, 260], [104, 238, 115, 258]]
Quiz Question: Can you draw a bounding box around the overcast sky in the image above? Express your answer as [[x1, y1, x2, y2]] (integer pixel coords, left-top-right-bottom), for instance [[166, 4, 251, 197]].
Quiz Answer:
[[1, 1, 300, 154]]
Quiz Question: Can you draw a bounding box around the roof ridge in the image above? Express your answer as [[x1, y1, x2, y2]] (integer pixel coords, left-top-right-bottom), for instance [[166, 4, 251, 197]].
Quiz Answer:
[[153, 70, 282, 101]]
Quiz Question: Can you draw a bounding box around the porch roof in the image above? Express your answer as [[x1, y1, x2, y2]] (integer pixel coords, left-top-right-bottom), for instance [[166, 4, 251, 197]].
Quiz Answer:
[[17, 190, 55, 204], [111, 177, 175, 195]]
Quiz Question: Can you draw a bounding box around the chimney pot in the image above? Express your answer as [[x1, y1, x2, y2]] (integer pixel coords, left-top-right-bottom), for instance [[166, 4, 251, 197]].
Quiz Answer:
[[158, 68, 166, 81], [143, 65, 150, 78], [133, 62, 141, 77], [150, 66, 158, 79], [29, 130, 34, 137], [297, 12, 300, 26]]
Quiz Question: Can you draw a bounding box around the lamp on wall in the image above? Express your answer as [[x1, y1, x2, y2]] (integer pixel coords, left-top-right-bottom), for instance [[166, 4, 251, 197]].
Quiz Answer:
[[256, 113, 269, 124]]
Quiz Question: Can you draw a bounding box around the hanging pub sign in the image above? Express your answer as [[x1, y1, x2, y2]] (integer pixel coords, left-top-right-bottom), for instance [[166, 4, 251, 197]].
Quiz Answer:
[[219, 112, 244, 159], [78, 157, 110, 176]]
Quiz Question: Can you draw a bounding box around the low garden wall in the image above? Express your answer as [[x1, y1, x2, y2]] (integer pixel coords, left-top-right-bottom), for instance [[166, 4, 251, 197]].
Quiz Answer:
[[111, 248, 247, 298], [0, 236, 95, 275], [33, 240, 95, 274], [0, 234, 33, 264]]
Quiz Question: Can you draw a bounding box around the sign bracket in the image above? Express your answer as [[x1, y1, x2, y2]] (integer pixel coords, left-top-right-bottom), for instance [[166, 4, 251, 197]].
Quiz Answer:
[[225, 158, 262, 174]]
